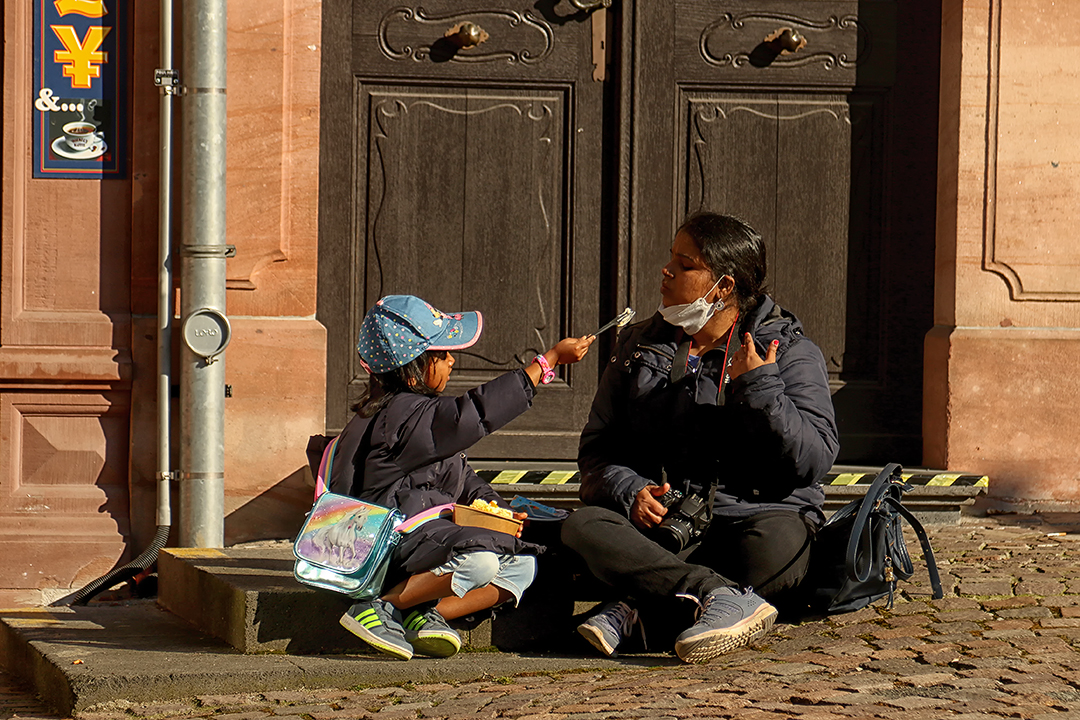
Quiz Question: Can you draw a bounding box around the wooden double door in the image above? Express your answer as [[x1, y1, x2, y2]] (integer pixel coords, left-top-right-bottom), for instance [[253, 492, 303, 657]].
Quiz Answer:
[[319, 0, 941, 464]]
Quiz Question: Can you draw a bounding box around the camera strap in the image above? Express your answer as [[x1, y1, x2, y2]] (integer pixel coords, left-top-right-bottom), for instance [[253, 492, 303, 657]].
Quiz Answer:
[[670, 338, 692, 383], [704, 476, 718, 520]]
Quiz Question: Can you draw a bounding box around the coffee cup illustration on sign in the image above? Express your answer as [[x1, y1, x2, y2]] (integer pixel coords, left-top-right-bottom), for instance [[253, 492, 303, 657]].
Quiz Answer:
[[63, 121, 98, 152]]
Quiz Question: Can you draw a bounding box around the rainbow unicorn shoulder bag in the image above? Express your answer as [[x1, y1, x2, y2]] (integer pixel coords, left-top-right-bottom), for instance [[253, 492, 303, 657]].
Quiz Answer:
[[293, 491, 405, 599]]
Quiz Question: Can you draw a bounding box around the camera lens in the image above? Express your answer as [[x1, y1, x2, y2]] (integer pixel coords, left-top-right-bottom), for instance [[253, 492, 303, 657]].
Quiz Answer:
[[653, 517, 693, 553]]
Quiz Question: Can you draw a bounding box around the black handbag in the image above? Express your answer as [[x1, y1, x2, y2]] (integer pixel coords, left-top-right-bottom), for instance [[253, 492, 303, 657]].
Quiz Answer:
[[809, 464, 944, 614]]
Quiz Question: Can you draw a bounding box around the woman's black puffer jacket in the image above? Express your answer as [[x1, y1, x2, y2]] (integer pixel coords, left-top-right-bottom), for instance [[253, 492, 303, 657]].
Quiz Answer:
[[578, 296, 839, 525]]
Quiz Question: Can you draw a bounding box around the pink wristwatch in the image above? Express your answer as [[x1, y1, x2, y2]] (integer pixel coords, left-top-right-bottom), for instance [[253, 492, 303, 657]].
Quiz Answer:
[[533, 354, 556, 385]]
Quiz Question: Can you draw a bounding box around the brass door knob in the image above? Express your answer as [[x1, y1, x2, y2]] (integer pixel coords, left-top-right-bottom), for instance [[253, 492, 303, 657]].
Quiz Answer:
[[445, 22, 489, 49], [764, 27, 806, 54]]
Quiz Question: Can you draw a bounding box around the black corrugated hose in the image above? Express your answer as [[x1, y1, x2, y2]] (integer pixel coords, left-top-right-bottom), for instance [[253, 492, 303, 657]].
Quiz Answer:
[[51, 525, 170, 606]]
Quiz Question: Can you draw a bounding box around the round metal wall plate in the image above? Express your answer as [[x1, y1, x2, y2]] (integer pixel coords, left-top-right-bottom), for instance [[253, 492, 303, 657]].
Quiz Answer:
[[182, 308, 232, 360]]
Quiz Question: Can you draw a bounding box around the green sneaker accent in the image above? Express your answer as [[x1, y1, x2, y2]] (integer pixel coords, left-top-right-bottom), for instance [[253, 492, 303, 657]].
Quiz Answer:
[[402, 605, 461, 658], [339, 599, 412, 660]]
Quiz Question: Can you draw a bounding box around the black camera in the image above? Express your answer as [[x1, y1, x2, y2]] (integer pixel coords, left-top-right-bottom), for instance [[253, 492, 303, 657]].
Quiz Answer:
[[652, 484, 714, 554]]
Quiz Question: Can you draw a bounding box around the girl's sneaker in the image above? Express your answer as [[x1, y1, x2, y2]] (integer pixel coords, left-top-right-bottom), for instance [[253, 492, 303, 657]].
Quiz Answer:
[[402, 604, 462, 658], [340, 599, 413, 660]]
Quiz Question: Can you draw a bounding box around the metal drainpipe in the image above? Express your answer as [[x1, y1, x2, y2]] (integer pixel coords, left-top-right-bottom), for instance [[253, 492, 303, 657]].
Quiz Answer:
[[156, 0, 176, 538], [179, 0, 231, 548]]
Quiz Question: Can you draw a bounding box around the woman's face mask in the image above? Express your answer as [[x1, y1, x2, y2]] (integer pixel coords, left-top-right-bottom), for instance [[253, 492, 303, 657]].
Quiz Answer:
[[657, 276, 724, 334]]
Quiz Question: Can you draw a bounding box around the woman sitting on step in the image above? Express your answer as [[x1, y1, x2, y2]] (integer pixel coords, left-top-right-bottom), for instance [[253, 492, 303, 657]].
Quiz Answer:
[[563, 212, 839, 663]]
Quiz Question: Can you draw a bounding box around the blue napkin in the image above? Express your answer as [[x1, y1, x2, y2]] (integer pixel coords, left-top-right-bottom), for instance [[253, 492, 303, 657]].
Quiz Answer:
[[509, 495, 570, 522]]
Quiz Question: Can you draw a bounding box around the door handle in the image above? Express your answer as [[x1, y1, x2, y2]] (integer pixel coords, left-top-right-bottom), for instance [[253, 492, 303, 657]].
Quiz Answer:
[[764, 27, 806, 54], [444, 22, 488, 49], [568, 0, 611, 9]]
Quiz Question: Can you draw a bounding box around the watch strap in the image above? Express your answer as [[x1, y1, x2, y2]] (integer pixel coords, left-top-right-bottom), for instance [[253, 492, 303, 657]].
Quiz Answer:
[[534, 354, 556, 384]]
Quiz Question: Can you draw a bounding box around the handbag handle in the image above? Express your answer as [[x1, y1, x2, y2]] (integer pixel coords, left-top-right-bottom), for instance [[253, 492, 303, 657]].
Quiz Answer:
[[844, 463, 903, 583], [885, 496, 945, 600]]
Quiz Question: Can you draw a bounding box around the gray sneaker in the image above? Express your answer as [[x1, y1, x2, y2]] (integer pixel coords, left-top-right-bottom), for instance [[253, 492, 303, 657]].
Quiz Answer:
[[402, 604, 461, 658], [674, 587, 777, 663], [577, 600, 642, 657], [340, 599, 413, 660]]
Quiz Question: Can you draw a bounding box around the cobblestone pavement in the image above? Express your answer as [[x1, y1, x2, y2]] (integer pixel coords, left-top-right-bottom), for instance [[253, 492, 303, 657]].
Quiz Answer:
[[4, 515, 1080, 720]]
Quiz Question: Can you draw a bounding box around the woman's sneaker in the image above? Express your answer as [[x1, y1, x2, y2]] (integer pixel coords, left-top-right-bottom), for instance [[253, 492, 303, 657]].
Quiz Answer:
[[577, 600, 642, 657], [340, 599, 413, 660], [402, 604, 461, 658], [674, 587, 777, 663]]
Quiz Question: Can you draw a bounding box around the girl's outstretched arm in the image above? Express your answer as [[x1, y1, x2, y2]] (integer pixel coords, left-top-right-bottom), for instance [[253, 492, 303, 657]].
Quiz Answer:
[[396, 335, 596, 475]]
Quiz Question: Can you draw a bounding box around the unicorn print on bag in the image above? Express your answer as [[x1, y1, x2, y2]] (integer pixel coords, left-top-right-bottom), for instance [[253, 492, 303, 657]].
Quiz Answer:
[[297, 505, 373, 570]]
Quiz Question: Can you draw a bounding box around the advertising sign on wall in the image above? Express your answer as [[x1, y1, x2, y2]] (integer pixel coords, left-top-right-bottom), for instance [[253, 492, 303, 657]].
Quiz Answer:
[[33, 0, 126, 179]]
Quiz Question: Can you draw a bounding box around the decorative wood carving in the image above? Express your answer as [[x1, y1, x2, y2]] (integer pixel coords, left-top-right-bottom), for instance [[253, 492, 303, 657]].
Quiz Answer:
[[378, 7, 554, 64], [699, 12, 865, 71], [693, 103, 849, 124], [361, 90, 563, 381], [686, 97, 851, 375], [690, 102, 850, 200]]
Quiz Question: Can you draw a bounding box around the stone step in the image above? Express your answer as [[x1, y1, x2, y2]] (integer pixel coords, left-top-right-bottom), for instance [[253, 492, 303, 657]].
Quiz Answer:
[[0, 601, 633, 716], [159, 466, 986, 656], [157, 521, 597, 655]]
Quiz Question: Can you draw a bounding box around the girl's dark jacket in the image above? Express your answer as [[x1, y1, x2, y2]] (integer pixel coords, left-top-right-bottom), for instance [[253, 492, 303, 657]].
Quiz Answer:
[[327, 370, 543, 575], [578, 296, 839, 525]]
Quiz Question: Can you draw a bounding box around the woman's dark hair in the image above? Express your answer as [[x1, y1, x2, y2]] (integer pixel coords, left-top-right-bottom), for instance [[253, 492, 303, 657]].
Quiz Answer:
[[677, 212, 768, 312], [353, 350, 447, 417]]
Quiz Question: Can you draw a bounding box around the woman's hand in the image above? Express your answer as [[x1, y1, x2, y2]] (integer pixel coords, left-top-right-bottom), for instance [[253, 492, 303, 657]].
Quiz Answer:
[[630, 483, 670, 530], [513, 511, 528, 538], [728, 333, 778, 380]]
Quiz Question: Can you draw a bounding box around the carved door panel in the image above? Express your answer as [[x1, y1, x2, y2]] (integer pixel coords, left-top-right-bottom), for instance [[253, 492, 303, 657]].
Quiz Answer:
[[322, 0, 940, 463], [628, 1, 939, 463], [320, 1, 604, 458]]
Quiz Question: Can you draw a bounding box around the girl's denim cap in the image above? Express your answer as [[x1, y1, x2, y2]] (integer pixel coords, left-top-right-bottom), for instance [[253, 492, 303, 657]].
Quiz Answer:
[[356, 295, 482, 373]]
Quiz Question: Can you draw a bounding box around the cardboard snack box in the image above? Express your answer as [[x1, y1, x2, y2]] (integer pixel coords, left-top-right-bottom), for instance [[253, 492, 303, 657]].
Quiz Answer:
[[452, 504, 522, 535]]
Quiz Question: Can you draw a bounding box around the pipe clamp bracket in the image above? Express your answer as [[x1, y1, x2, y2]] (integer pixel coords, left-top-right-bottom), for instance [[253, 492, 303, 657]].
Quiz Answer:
[[155, 68, 180, 95], [178, 471, 227, 480], [182, 244, 236, 259]]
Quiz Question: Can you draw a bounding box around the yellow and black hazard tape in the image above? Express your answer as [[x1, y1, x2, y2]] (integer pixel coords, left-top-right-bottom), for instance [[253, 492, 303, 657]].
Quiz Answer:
[[826, 471, 988, 487], [477, 469, 988, 488], [479, 470, 580, 485]]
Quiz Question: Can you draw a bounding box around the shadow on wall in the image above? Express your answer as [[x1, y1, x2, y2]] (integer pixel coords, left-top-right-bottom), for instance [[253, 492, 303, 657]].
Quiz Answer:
[[225, 466, 314, 545]]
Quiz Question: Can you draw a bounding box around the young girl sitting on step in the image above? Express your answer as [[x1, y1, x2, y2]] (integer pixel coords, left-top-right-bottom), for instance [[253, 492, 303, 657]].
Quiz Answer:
[[328, 294, 594, 660]]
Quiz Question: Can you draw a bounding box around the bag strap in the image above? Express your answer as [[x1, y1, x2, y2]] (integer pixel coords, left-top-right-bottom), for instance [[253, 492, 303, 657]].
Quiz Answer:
[[314, 434, 342, 499], [323, 412, 378, 498], [885, 496, 945, 600], [845, 463, 903, 583]]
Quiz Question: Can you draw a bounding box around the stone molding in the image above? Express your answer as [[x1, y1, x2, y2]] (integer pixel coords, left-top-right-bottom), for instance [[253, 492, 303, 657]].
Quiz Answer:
[[981, 0, 1080, 301]]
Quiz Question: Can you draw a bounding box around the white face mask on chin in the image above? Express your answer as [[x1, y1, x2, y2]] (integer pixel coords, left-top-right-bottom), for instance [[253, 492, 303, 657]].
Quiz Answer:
[[657, 277, 724, 335]]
